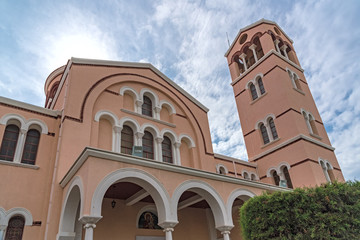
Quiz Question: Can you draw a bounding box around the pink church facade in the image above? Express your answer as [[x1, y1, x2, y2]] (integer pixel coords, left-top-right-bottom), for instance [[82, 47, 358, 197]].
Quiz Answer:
[[0, 19, 344, 240]]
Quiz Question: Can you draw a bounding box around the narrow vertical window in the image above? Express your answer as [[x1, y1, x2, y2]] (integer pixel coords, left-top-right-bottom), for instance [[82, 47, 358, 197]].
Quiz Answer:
[[272, 171, 280, 186], [0, 125, 20, 161], [250, 83, 258, 100], [142, 131, 154, 159], [5, 216, 25, 240], [260, 123, 269, 144], [294, 77, 302, 90], [121, 126, 133, 155], [258, 78, 266, 95], [282, 167, 293, 188], [142, 96, 153, 117], [326, 163, 336, 183], [162, 136, 172, 163], [21, 129, 40, 165], [268, 118, 278, 140], [243, 172, 250, 180], [309, 116, 319, 135]]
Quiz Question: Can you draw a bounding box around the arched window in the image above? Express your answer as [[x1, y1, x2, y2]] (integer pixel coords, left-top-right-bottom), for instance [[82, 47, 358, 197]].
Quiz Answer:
[[121, 126, 133, 155], [5, 216, 25, 240], [142, 96, 153, 117], [142, 131, 154, 159], [309, 116, 319, 135], [0, 124, 20, 161], [272, 171, 280, 186], [21, 129, 40, 165], [282, 167, 293, 188], [326, 163, 336, 183], [257, 78, 266, 95], [294, 76, 302, 90], [162, 136, 172, 163], [251, 174, 257, 181], [260, 123, 270, 144], [268, 118, 278, 140], [243, 172, 250, 180], [219, 166, 226, 175], [250, 83, 258, 100]]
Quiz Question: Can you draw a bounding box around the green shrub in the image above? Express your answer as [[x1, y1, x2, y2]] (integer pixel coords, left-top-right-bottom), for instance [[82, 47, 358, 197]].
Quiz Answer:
[[239, 181, 360, 240]]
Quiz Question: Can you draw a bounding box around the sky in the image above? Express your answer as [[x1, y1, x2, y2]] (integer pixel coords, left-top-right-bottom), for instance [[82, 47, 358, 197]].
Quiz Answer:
[[0, 0, 359, 180]]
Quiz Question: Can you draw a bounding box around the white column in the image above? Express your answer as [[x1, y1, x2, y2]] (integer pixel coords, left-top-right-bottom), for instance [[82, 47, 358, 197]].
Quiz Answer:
[[163, 228, 174, 240], [154, 106, 161, 120], [0, 225, 6, 240], [274, 39, 280, 53], [113, 126, 122, 153], [249, 44, 258, 62], [221, 230, 231, 240], [155, 137, 163, 162], [280, 45, 289, 59], [13, 129, 26, 163], [173, 142, 181, 165], [239, 53, 247, 71], [135, 100, 143, 113], [135, 132, 144, 146], [80, 216, 102, 240]]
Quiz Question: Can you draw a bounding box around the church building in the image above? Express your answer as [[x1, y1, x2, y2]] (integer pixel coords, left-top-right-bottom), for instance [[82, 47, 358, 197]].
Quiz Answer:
[[0, 19, 344, 240]]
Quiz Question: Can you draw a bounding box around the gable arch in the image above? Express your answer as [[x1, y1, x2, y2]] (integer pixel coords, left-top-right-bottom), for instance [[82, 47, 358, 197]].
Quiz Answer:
[[171, 180, 229, 228], [94, 110, 118, 125], [91, 168, 173, 224]]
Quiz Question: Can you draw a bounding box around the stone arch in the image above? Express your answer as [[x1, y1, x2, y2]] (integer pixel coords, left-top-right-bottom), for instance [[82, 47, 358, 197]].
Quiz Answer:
[[0, 113, 26, 129], [159, 100, 176, 115], [119, 117, 140, 133], [178, 134, 195, 148], [94, 110, 118, 125], [119, 86, 140, 101], [226, 189, 256, 224], [24, 119, 49, 134], [3, 208, 33, 226], [160, 129, 178, 143], [91, 168, 172, 225], [266, 167, 278, 177], [171, 180, 229, 228], [57, 176, 84, 239], [140, 123, 160, 138], [140, 88, 159, 107], [216, 164, 228, 175]]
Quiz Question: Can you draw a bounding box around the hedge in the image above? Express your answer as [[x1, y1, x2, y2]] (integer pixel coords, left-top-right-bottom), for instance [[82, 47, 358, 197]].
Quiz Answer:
[[239, 181, 360, 240]]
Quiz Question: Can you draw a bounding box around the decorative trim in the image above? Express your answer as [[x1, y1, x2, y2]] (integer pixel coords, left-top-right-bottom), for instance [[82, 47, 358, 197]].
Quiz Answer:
[[0, 160, 39, 169], [121, 109, 176, 128], [60, 147, 290, 193], [250, 134, 335, 162]]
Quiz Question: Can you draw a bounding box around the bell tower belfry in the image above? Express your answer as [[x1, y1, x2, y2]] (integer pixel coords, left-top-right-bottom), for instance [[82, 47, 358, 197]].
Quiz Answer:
[[225, 19, 344, 188]]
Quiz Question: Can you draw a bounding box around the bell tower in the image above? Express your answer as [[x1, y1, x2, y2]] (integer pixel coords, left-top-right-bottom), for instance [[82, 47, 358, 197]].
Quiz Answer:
[[225, 19, 344, 187]]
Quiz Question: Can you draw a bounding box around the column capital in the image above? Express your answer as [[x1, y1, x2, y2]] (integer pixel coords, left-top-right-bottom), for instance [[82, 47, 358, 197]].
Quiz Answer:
[[79, 215, 102, 226], [239, 53, 247, 59], [113, 126, 123, 133], [280, 44, 288, 51], [173, 142, 181, 148], [158, 221, 178, 229], [249, 44, 257, 50], [135, 131, 144, 138], [155, 137, 163, 143], [154, 106, 161, 113], [135, 99, 143, 107], [216, 225, 233, 232], [163, 227, 174, 233], [274, 39, 280, 44], [20, 128, 27, 134]]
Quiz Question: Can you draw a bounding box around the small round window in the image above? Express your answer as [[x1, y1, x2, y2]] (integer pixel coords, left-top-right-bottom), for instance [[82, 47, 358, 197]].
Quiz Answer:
[[274, 27, 281, 35], [239, 34, 248, 44]]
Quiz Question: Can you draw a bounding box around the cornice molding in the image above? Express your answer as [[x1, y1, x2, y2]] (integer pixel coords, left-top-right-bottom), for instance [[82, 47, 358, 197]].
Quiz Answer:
[[60, 147, 290, 192]]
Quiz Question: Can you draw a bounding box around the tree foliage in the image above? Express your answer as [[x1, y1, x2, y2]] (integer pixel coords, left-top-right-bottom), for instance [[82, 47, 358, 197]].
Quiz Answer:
[[240, 181, 360, 240]]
